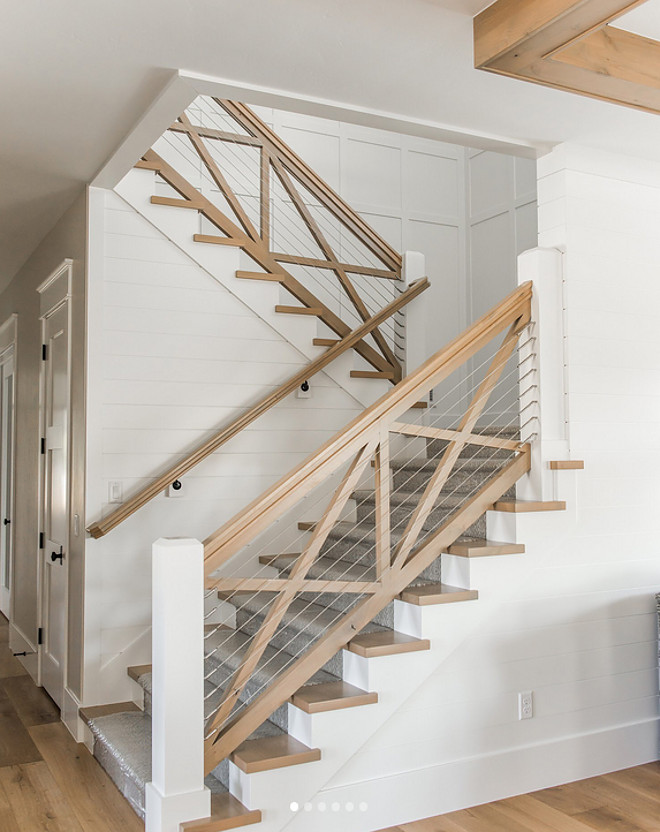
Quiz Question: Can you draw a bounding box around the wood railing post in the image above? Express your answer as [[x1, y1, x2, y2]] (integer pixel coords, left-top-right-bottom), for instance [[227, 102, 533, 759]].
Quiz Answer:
[[402, 251, 427, 377], [516, 247, 567, 501], [145, 538, 210, 832]]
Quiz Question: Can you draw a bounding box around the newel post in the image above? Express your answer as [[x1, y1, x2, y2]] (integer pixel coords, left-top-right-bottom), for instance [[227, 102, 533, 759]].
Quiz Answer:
[[516, 247, 568, 501], [145, 538, 210, 832]]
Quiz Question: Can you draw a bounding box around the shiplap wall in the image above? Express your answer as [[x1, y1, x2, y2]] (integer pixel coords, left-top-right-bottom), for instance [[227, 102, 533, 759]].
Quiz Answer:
[[83, 111, 536, 705], [313, 143, 660, 826]]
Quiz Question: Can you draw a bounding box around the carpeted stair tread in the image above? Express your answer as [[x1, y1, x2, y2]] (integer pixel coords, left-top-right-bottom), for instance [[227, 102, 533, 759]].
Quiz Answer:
[[203, 626, 336, 700]]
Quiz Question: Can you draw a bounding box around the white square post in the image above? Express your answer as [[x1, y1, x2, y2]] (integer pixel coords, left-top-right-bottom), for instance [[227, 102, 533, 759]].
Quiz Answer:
[[516, 247, 568, 501], [145, 538, 211, 832]]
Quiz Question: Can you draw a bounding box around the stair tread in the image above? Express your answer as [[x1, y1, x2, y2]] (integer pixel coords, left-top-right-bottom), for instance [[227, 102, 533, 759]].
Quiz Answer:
[[180, 793, 262, 831], [549, 459, 585, 470], [231, 734, 321, 774], [348, 630, 430, 657], [79, 702, 141, 726], [493, 499, 566, 512], [127, 664, 152, 683], [446, 538, 525, 557], [350, 370, 394, 379], [291, 681, 378, 713], [274, 305, 322, 315], [399, 582, 478, 606]]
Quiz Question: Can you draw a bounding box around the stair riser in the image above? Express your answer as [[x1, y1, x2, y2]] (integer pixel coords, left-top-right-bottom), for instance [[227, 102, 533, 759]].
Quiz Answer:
[[355, 499, 481, 535], [236, 608, 345, 675], [391, 464, 503, 494]]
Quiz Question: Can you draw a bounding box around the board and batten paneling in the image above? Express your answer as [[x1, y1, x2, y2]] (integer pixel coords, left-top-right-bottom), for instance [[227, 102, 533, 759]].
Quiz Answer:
[[311, 144, 660, 828]]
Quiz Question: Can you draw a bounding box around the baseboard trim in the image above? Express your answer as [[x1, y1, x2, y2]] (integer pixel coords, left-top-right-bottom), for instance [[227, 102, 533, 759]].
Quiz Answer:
[[9, 621, 38, 681], [291, 717, 660, 832], [62, 686, 85, 742]]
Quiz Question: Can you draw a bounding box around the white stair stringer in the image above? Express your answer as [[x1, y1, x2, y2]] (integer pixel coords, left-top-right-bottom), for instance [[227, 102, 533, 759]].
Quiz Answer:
[[220, 472, 579, 832], [114, 167, 392, 412]]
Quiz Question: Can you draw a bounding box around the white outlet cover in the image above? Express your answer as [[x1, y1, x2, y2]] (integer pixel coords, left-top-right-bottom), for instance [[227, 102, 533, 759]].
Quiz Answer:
[[518, 690, 533, 720]]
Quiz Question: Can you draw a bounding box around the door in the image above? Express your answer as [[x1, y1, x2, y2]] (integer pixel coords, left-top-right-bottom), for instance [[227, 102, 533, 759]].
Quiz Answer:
[[0, 347, 15, 618], [40, 302, 70, 707]]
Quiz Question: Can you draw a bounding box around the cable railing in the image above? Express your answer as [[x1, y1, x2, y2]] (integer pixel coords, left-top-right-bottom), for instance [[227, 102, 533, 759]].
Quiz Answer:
[[201, 280, 534, 773], [86, 98, 427, 539], [152, 96, 404, 375]]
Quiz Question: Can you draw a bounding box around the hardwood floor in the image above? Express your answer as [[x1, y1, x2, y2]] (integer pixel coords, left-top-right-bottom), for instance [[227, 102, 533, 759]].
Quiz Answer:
[[0, 615, 143, 831], [0, 611, 656, 832], [377, 761, 660, 832]]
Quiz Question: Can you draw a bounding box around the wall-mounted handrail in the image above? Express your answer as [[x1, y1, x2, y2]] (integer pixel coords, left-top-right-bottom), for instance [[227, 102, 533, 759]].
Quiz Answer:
[[86, 278, 429, 539]]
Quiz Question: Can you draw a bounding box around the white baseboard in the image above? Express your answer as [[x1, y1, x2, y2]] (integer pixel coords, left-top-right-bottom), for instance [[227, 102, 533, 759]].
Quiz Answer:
[[62, 686, 86, 742], [9, 621, 38, 681], [284, 718, 660, 832]]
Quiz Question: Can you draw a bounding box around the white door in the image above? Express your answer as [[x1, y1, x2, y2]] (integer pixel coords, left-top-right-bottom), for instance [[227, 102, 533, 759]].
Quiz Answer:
[[0, 347, 15, 618], [40, 303, 70, 707]]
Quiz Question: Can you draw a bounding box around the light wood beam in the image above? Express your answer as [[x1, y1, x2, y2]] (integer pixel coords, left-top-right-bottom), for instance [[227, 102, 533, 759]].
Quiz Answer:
[[474, 0, 660, 116]]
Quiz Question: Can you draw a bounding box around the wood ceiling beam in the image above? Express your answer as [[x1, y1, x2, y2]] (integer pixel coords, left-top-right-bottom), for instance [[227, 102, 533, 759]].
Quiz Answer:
[[474, 0, 660, 115]]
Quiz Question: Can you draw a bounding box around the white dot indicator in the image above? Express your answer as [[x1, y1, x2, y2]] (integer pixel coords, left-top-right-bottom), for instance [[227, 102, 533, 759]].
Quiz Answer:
[[331, 802, 341, 812], [304, 803, 313, 812], [359, 801, 369, 812], [318, 802, 327, 812], [290, 802, 299, 812]]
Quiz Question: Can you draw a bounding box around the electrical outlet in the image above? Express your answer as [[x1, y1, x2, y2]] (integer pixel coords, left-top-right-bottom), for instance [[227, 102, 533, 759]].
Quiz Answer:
[[519, 690, 533, 720]]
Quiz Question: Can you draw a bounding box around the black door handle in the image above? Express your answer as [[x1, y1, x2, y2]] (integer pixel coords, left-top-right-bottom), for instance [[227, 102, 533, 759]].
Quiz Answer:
[[2, 518, 9, 526], [51, 547, 63, 564]]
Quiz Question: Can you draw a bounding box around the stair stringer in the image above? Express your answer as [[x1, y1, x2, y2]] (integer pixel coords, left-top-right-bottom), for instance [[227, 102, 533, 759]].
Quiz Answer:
[[221, 473, 579, 832], [114, 166, 392, 412]]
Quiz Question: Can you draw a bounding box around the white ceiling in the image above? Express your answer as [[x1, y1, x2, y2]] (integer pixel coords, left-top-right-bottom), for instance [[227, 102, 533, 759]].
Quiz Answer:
[[3, 0, 660, 291], [615, 0, 660, 38]]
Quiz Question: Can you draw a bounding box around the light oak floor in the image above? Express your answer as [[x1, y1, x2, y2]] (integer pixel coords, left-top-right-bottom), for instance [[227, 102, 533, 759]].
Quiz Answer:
[[0, 613, 657, 832], [0, 615, 143, 831], [378, 761, 660, 832]]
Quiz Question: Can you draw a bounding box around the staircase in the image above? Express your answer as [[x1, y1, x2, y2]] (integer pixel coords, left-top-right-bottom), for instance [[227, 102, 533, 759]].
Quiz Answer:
[[82, 427, 538, 823], [79, 97, 578, 832]]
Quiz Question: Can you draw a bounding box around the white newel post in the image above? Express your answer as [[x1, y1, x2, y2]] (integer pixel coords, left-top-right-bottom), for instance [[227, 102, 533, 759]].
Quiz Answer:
[[402, 251, 427, 376], [516, 247, 569, 501], [145, 538, 211, 832]]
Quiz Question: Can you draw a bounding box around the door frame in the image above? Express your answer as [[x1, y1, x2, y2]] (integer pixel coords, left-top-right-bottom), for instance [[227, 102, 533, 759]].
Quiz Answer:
[[0, 315, 17, 622], [37, 260, 73, 699]]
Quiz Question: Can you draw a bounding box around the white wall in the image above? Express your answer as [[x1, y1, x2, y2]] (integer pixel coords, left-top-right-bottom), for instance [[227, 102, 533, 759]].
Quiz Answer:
[[311, 143, 660, 827], [82, 108, 537, 706], [83, 186, 376, 704]]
